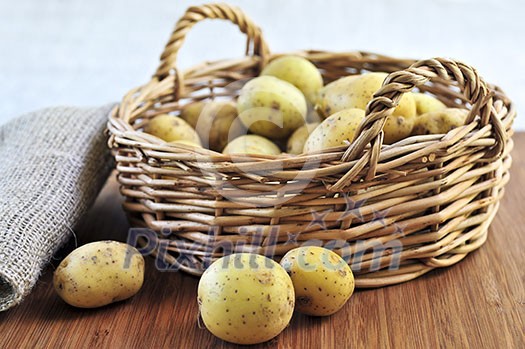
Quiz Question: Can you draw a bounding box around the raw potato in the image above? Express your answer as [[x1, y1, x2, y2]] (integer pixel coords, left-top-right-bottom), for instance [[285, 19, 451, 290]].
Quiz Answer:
[[382, 113, 416, 144], [53, 241, 144, 308], [180, 101, 245, 151], [413, 92, 447, 115], [316, 72, 416, 118], [198, 253, 295, 345], [286, 122, 320, 154], [237, 76, 307, 139], [261, 55, 323, 104], [144, 114, 202, 145], [223, 135, 281, 156], [306, 108, 323, 123], [303, 108, 365, 153], [280, 246, 354, 316], [316, 72, 417, 143], [412, 108, 468, 135]]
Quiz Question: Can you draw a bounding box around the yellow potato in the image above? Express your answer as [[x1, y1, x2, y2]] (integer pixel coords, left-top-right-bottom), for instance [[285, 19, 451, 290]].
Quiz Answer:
[[237, 76, 307, 139], [198, 253, 295, 345], [144, 114, 202, 145], [303, 108, 365, 153], [413, 92, 447, 115], [286, 122, 320, 155], [412, 108, 468, 135], [261, 55, 323, 104], [53, 241, 144, 308], [281, 246, 354, 316], [223, 135, 281, 156], [180, 101, 245, 151], [306, 108, 323, 123], [316, 72, 417, 143], [382, 114, 416, 144]]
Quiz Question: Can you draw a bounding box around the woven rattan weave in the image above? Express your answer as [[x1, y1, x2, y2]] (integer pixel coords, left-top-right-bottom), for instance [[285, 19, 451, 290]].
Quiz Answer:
[[108, 3, 515, 287]]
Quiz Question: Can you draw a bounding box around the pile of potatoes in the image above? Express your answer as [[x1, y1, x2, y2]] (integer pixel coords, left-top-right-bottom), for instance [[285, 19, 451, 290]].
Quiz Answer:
[[144, 55, 468, 156], [53, 242, 354, 346]]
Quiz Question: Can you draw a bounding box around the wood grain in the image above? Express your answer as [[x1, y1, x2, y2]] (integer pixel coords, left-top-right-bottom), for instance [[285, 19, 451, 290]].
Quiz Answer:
[[1, 134, 524, 349]]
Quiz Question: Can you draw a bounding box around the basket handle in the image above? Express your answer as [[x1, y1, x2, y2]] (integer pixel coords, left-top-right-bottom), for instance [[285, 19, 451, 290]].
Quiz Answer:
[[332, 57, 507, 190], [153, 3, 269, 82]]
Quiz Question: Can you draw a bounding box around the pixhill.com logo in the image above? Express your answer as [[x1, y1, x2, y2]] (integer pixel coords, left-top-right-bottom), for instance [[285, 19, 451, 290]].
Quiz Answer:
[[126, 197, 405, 273]]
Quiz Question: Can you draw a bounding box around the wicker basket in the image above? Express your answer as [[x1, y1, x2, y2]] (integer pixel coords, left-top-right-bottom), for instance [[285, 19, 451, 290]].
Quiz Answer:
[[107, 3, 515, 287]]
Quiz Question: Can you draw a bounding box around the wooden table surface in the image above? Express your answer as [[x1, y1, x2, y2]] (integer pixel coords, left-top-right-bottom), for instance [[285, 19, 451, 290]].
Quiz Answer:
[[1, 135, 524, 349]]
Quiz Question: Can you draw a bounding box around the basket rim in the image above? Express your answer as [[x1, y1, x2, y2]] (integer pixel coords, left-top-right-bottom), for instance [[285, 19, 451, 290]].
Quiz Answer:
[[108, 50, 515, 189]]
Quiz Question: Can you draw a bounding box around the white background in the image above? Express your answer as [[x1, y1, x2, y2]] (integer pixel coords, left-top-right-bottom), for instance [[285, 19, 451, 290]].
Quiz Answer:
[[0, 0, 522, 128]]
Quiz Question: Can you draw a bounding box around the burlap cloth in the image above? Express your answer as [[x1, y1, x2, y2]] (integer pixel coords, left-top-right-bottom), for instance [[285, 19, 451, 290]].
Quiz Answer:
[[0, 105, 114, 311]]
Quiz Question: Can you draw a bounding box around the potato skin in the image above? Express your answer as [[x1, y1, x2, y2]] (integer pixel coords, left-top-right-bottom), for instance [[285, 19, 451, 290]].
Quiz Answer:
[[144, 114, 202, 145], [261, 55, 323, 104], [180, 101, 245, 151], [198, 253, 295, 345], [53, 241, 144, 308], [382, 114, 416, 144], [280, 246, 354, 316], [237, 76, 307, 139], [306, 108, 323, 123], [412, 108, 468, 135], [286, 122, 320, 155], [303, 108, 365, 153], [413, 93, 447, 115], [223, 135, 281, 156], [316, 72, 417, 143]]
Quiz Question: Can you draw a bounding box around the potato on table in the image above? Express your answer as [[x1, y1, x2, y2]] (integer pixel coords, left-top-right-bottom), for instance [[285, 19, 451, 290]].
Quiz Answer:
[[198, 253, 295, 345], [53, 241, 145, 308], [281, 246, 354, 316]]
